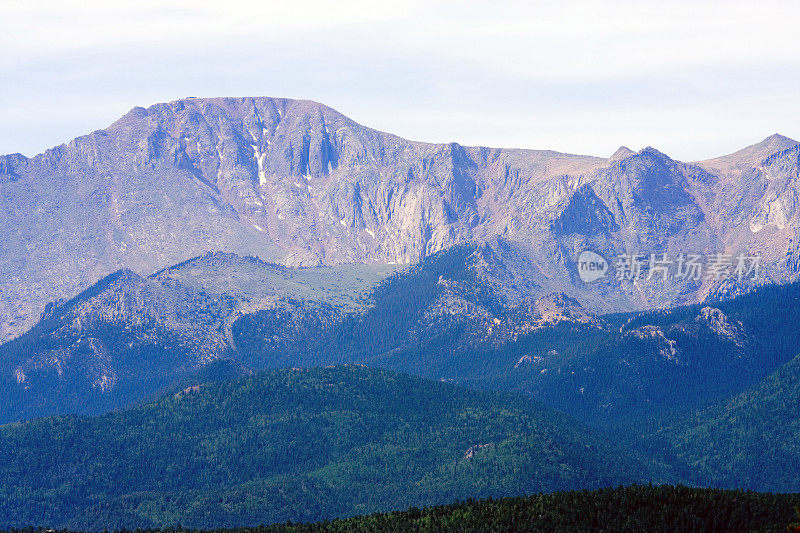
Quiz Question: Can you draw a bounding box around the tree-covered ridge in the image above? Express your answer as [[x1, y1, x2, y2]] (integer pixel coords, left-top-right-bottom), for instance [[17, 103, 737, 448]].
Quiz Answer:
[[0, 252, 402, 425], [252, 485, 800, 532], [1, 485, 797, 532], [0, 366, 662, 530], [232, 244, 489, 368], [638, 353, 800, 492]]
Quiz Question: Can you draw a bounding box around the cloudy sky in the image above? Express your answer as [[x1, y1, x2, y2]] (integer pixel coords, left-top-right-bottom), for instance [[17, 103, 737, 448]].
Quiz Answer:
[[1, 0, 799, 161]]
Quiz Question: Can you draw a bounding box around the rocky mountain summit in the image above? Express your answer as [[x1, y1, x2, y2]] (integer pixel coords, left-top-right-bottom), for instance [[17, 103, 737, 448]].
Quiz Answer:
[[1, 96, 799, 342]]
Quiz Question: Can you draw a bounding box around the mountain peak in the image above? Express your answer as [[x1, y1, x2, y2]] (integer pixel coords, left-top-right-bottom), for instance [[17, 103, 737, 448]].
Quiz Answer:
[[751, 133, 799, 155], [761, 132, 797, 145], [695, 134, 799, 175], [609, 146, 636, 161]]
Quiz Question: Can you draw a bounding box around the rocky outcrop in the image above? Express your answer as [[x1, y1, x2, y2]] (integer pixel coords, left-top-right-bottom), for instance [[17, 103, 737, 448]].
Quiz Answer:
[[694, 306, 745, 347]]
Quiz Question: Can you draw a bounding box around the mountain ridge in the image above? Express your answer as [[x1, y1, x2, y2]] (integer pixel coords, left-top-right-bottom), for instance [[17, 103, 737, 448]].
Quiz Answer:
[[2, 95, 799, 344], [8, 97, 793, 163], [6, 242, 799, 430]]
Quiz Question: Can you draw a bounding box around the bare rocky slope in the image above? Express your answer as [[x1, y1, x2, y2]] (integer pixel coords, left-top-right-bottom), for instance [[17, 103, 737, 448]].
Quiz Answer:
[[1, 96, 799, 342]]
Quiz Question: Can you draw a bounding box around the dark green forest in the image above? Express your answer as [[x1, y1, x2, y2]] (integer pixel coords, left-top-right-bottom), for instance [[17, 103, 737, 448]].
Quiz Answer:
[[636, 353, 800, 492], [0, 366, 663, 529], [2, 485, 797, 532]]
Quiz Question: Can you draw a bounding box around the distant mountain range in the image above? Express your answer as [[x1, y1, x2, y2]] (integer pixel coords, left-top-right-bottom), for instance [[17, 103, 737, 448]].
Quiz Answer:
[[2, 96, 799, 343]]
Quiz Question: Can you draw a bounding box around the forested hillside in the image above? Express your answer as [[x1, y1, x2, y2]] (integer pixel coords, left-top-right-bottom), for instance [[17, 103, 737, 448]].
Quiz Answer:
[[259, 485, 800, 532], [0, 366, 662, 529], [4, 246, 800, 518], [2, 486, 796, 532], [638, 353, 800, 492]]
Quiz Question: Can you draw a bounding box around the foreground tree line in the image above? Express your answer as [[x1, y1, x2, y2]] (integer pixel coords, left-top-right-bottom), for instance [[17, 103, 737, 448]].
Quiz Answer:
[[2, 485, 798, 532]]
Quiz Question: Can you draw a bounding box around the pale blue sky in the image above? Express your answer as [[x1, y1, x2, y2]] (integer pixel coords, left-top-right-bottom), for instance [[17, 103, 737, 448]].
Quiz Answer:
[[1, 0, 799, 161]]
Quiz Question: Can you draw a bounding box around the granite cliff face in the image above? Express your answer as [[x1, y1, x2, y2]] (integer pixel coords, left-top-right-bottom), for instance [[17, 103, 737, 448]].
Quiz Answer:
[[1, 96, 798, 342]]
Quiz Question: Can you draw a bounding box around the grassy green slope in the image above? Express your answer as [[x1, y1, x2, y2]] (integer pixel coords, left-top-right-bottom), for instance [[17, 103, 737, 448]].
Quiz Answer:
[[154, 252, 404, 312]]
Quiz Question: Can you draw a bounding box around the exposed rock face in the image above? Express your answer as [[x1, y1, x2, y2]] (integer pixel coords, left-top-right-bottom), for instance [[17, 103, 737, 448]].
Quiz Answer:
[[694, 306, 745, 347], [1, 96, 799, 342], [625, 325, 680, 363]]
